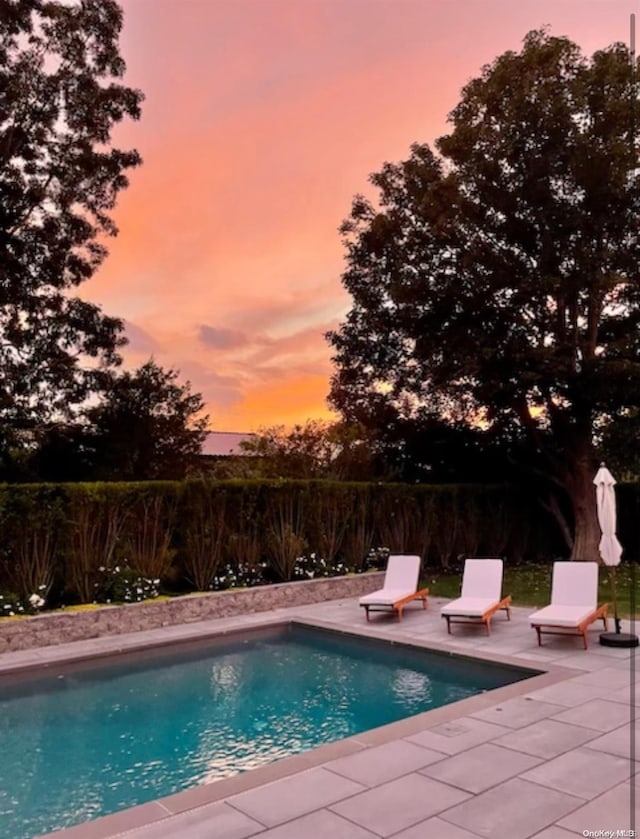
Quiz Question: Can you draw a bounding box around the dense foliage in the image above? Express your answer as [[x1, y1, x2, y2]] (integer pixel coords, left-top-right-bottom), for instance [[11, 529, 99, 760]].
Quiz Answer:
[[0, 2, 210, 482], [0, 478, 569, 606], [0, 361, 208, 481], [0, 0, 143, 433], [86, 361, 209, 480], [328, 30, 640, 561], [205, 419, 518, 484], [216, 420, 386, 480]]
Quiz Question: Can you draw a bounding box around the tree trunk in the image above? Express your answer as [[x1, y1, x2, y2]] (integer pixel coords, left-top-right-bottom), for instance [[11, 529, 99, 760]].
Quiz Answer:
[[567, 444, 600, 562]]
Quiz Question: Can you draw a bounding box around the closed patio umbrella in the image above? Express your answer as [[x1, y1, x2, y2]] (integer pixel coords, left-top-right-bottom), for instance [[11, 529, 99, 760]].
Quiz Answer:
[[594, 464, 622, 570], [594, 463, 638, 647]]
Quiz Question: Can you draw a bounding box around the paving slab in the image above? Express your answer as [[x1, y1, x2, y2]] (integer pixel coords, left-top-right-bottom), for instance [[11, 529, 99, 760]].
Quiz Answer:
[[492, 718, 600, 759], [419, 742, 542, 793], [226, 767, 365, 828], [570, 666, 634, 686], [528, 827, 581, 839], [605, 683, 640, 706], [512, 651, 572, 664], [557, 781, 638, 832], [585, 644, 636, 661], [551, 698, 634, 732], [391, 815, 484, 839], [250, 809, 380, 839], [523, 678, 615, 707], [530, 633, 609, 656], [405, 717, 511, 755], [323, 739, 445, 786], [329, 773, 471, 837], [439, 777, 584, 839], [583, 723, 637, 760], [550, 652, 616, 671], [471, 696, 566, 729], [521, 746, 633, 799], [116, 802, 263, 839]]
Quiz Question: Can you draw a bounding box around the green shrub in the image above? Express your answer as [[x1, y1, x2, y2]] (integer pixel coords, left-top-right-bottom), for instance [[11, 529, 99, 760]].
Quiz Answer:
[[62, 483, 131, 602], [292, 553, 349, 579], [0, 586, 47, 617], [120, 484, 178, 581], [178, 481, 228, 590], [0, 484, 64, 600], [210, 560, 267, 590], [263, 482, 308, 581], [92, 562, 160, 604], [0, 476, 627, 608]]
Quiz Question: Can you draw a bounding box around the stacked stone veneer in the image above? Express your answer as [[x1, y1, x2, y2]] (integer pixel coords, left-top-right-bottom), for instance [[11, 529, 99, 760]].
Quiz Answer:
[[0, 572, 385, 654]]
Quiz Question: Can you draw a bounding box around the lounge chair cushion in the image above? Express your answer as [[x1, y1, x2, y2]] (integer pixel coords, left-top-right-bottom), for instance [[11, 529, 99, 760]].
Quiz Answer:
[[549, 562, 598, 608], [460, 558, 504, 600], [529, 604, 596, 628], [360, 589, 413, 606], [441, 597, 498, 617], [382, 555, 421, 591]]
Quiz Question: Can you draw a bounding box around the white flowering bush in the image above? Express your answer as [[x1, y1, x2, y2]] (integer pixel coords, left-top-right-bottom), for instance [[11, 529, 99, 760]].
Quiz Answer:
[[210, 561, 268, 590], [0, 591, 25, 617], [361, 546, 390, 572], [292, 553, 348, 579], [28, 589, 46, 610], [92, 562, 160, 604], [0, 584, 47, 617], [210, 554, 351, 589]]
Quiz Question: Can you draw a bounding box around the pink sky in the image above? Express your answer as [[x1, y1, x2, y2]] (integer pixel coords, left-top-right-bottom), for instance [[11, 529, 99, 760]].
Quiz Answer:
[[84, 0, 636, 431]]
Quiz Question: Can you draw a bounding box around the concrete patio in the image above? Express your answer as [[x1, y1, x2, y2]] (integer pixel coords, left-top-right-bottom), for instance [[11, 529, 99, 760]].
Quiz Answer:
[[0, 592, 636, 839]]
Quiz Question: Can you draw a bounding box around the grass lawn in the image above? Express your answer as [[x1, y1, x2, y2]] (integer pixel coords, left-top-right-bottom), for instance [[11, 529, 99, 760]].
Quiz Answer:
[[425, 561, 637, 619]]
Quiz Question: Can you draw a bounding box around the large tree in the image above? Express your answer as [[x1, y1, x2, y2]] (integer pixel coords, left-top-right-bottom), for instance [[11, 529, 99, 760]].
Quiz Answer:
[[0, 0, 142, 433], [328, 30, 640, 560]]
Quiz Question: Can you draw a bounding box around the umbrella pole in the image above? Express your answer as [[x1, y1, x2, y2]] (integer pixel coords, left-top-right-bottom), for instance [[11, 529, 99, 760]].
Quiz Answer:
[[606, 566, 621, 635]]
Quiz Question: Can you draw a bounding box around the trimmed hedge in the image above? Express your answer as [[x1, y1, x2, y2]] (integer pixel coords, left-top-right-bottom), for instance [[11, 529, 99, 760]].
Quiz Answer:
[[0, 478, 635, 607]]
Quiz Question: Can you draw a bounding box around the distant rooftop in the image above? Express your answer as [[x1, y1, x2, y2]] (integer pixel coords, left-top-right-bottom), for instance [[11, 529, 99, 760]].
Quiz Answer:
[[202, 431, 256, 456]]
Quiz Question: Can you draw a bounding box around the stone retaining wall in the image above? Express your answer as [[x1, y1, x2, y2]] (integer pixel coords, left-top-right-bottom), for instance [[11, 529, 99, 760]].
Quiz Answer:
[[0, 572, 384, 653]]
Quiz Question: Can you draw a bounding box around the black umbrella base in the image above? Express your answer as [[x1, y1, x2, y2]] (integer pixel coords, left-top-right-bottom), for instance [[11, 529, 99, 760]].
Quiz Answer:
[[599, 632, 639, 648]]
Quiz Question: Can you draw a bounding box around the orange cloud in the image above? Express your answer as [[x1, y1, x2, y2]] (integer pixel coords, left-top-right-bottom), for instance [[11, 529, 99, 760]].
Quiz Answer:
[[221, 374, 339, 431]]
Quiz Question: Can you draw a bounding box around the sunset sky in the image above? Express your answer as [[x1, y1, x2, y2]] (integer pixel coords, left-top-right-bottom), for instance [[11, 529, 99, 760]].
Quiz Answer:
[[85, 0, 637, 432]]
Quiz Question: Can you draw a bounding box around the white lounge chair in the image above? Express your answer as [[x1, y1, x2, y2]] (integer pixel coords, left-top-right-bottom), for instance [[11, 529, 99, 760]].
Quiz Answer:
[[441, 558, 511, 635], [359, 554, 428, 621], [529, 561, 608, 650]]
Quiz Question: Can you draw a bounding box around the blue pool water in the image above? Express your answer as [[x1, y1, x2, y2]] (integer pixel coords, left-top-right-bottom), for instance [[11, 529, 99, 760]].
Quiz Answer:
[[0, 624, 535, 838]]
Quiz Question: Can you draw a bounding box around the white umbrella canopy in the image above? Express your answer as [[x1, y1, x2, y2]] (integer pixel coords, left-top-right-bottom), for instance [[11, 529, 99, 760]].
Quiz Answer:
[[593, 463, 626, 639], [593, 464, 622, 567]]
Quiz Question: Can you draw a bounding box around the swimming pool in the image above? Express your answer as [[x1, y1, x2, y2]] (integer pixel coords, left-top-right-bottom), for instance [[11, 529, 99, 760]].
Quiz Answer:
[[0, 623, 536, 838]]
